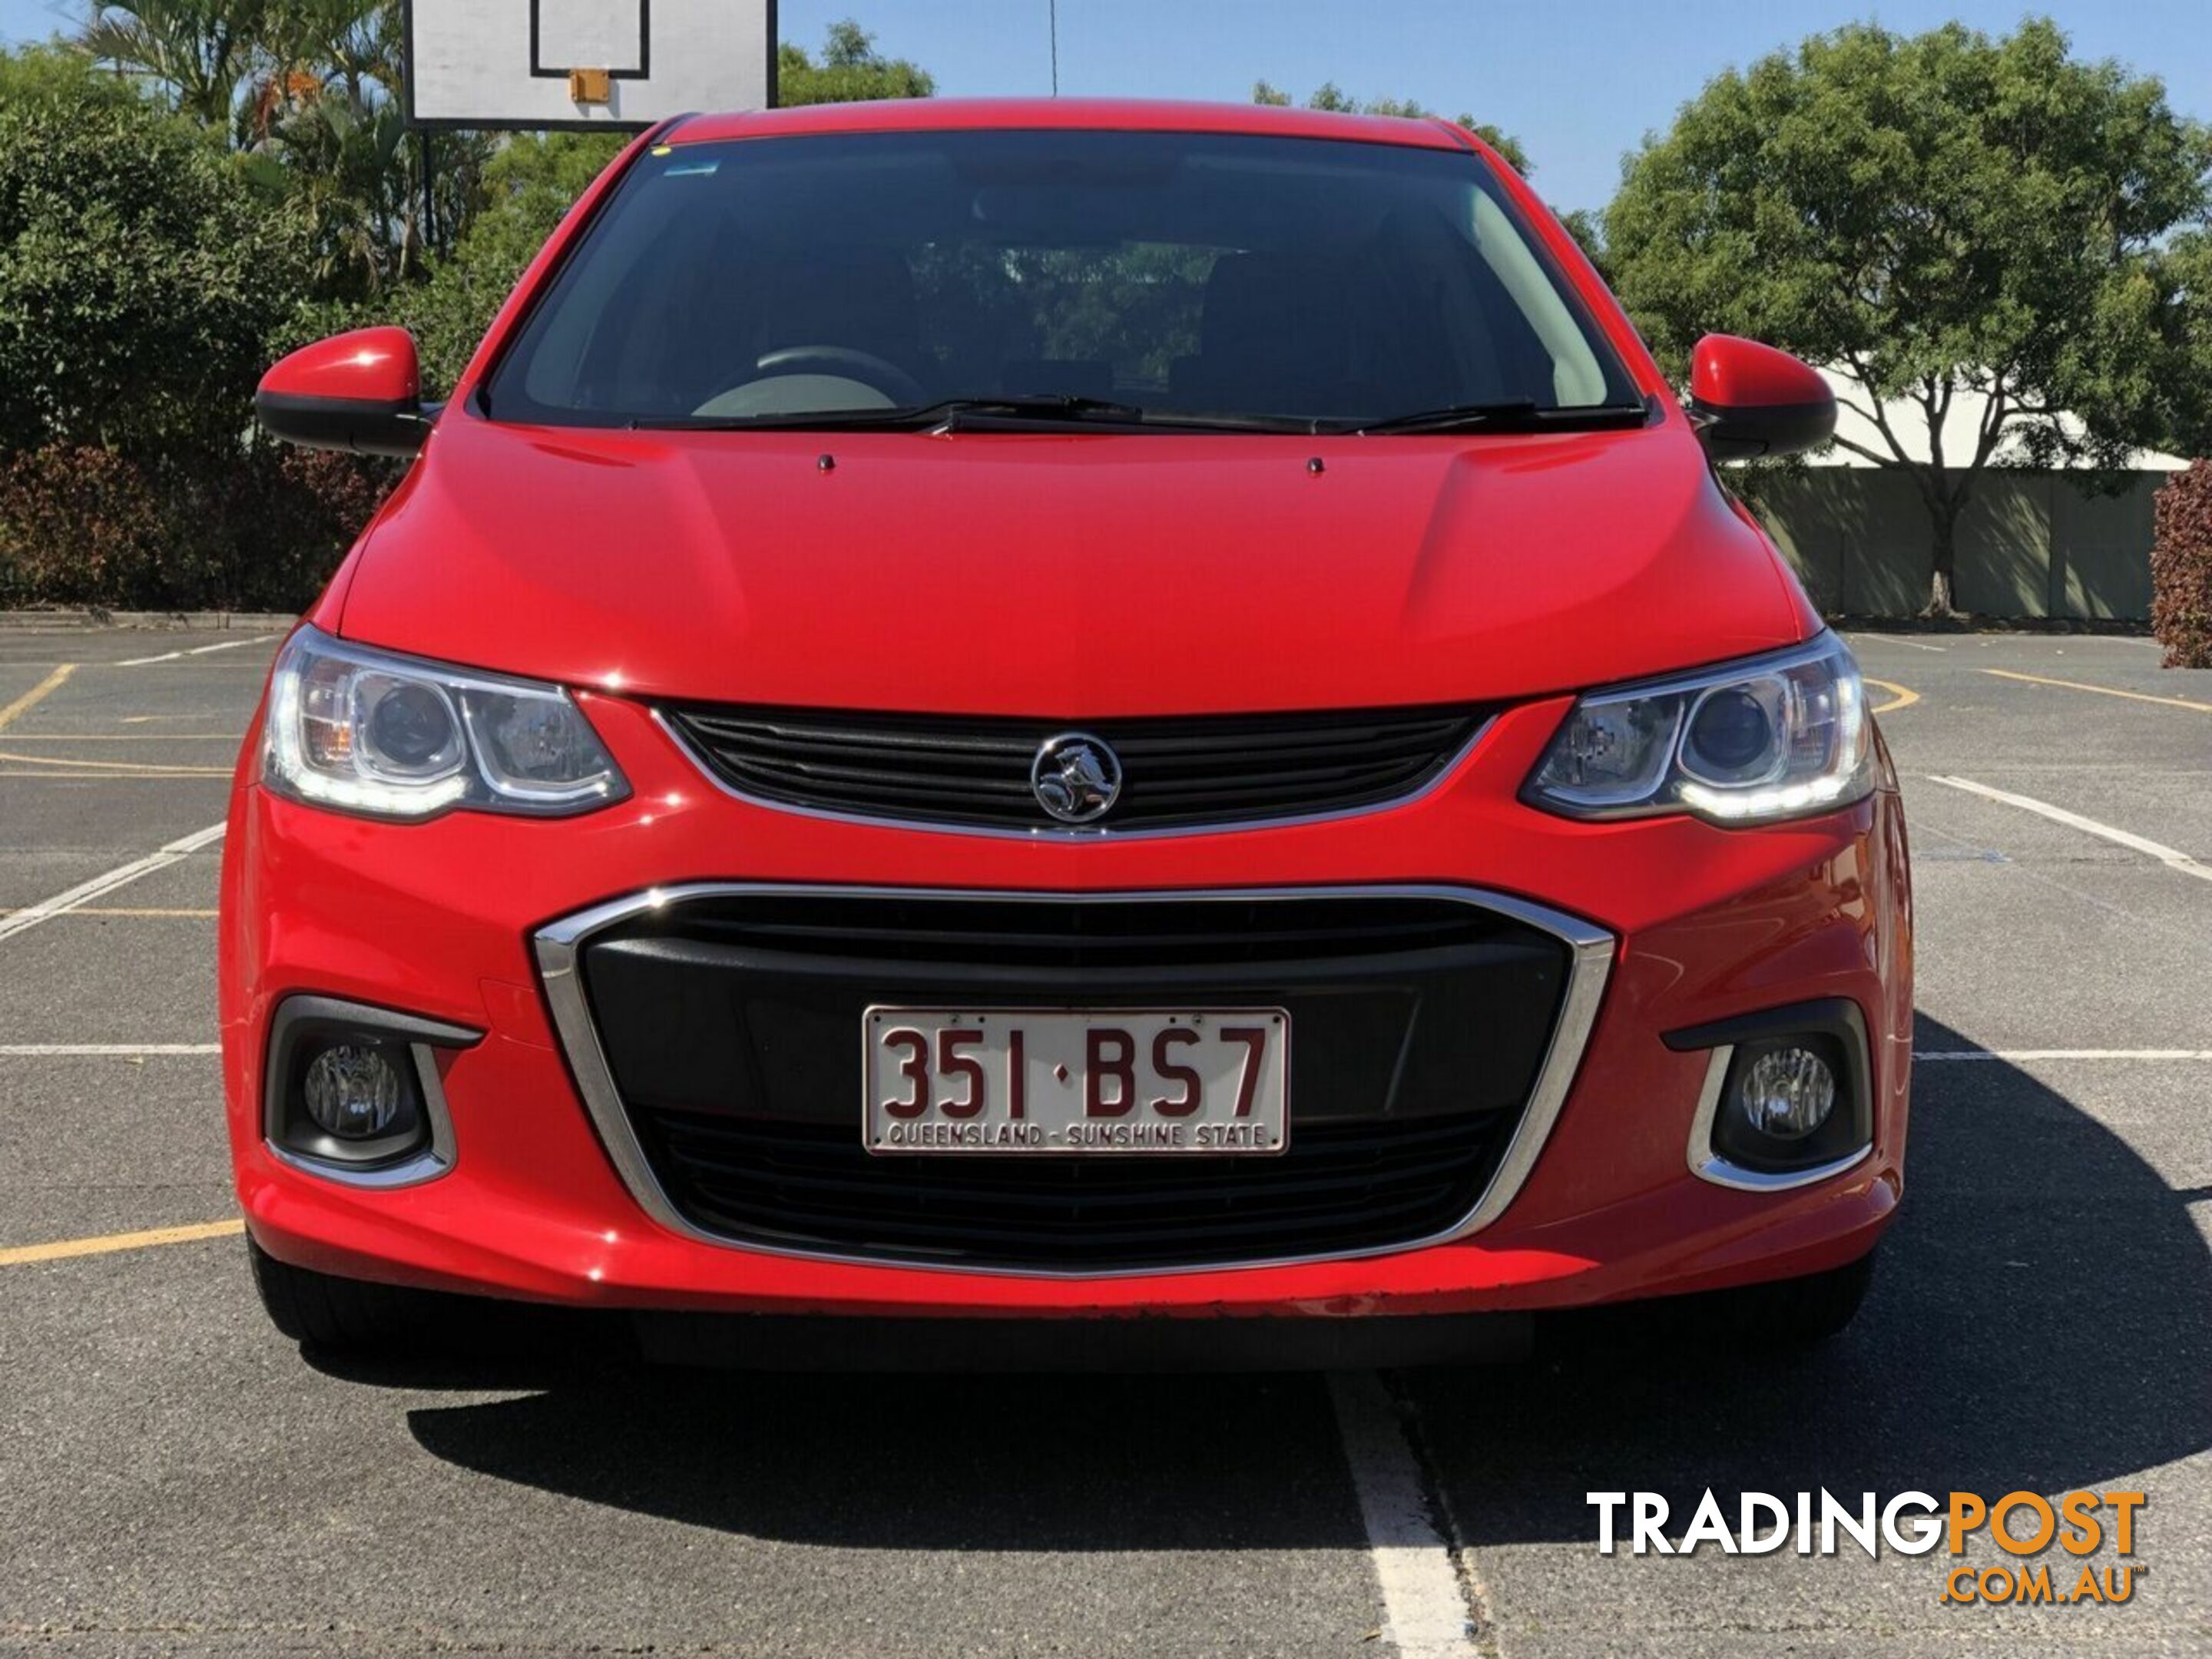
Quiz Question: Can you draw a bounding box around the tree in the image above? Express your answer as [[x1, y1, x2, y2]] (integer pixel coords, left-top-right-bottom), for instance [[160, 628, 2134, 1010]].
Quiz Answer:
[[1556, 208, 1608, 280], [79, 2, 490, 300], [2154, 229, 2212, 459], [244, 1, 483, 296], [779, 18, 933, 106], [0, 38, 145, 108], [0, 81, 310, 455], [80, 0, 268, 129], [1606, 19, 2212, 614], [1251, 79, 1528, 175]]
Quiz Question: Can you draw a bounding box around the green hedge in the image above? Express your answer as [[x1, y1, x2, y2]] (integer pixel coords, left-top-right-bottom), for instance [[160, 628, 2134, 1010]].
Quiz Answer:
[[0, 442, 395, 612], [0, 59, 363, 611]]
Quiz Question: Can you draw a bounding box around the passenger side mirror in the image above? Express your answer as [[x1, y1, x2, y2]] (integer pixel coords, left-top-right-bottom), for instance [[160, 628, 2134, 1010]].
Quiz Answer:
[[1688, 336, 1836, 462], [257, 327, 431, 457]]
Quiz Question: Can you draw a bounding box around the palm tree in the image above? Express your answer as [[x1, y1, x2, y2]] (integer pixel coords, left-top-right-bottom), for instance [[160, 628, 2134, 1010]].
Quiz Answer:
[[247, 1, 428, 292], [78, 0, 271, 130], [83, 0, 482, 296]]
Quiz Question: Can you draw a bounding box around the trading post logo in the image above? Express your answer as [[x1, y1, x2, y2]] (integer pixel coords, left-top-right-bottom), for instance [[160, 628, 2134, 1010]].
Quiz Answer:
[[1588, 1489, 2146, 1607]]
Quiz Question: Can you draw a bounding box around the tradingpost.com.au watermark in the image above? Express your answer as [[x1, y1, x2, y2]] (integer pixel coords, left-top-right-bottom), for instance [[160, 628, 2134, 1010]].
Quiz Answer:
[[1588, 1490, 2146, 1607]]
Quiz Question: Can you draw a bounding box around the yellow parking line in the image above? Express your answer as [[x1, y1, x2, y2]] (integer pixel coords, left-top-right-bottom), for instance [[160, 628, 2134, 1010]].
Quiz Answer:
[[1866, 677, 1919, 715], [1982, 668, 2212, 713], [0, 664, 75, 731], [0, 774, 225, 787], [0, 771, 225, 781], [0, 748, 230, 776], [0, 1217, 243, 1269]]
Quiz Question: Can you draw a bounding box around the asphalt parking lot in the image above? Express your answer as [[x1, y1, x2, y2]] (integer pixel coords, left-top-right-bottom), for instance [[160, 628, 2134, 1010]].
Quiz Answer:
[[1, 622, 2207, 1657]]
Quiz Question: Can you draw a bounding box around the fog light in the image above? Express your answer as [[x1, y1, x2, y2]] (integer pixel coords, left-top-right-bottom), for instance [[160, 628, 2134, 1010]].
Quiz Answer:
[[1733, 1045, 1836, 1139], [302, 1043, 408, 1140], [1670, 1001, 1872, 1188], [265, 998, 475, 1184]]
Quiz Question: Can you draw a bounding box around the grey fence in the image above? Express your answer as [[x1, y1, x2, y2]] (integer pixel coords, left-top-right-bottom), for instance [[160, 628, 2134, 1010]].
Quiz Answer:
[[1747, 468, 2162, 621]]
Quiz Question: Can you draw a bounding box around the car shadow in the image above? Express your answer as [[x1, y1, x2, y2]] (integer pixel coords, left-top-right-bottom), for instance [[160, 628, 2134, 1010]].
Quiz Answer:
[[325, 1014, 2209, 1548], [339, 1336, 1370, 1552], [1401, 1014, 2212, 1542]]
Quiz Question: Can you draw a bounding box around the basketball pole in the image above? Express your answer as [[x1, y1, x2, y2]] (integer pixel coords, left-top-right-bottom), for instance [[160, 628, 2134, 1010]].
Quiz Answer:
[[420, 127, 435, 259], [1049, 0, 1058, 97]]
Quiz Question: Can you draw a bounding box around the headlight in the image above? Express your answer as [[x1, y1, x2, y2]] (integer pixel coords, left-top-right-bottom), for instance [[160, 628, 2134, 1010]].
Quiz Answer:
[[1525, 634, 1871, 825], [263, 626, 628, 820]]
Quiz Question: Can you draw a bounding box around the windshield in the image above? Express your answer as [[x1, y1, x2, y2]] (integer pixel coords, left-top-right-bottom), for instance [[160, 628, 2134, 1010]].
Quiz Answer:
[[485, 128, 1641, 431]]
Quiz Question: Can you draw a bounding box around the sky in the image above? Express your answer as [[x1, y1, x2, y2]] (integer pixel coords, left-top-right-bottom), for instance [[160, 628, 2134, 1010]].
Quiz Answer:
[[4, 0, 2209, 214]]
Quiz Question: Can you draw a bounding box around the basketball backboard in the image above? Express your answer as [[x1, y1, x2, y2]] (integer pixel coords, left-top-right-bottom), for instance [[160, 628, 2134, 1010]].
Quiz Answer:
[[404, 1, 777, 131]]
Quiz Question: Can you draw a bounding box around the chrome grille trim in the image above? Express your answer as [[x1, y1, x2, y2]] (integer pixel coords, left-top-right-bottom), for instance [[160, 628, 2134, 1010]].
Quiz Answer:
[[534, 882, 1614, 1280]]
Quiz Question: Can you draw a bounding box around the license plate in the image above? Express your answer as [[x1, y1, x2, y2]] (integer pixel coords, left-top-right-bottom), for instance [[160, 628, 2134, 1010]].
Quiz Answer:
[[863, 1008, 1289, 1154]]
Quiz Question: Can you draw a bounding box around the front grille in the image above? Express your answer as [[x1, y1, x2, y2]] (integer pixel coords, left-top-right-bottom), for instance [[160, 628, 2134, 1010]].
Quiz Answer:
[[659, 703, 1487, 833], [569, 891, 1575, 1270]]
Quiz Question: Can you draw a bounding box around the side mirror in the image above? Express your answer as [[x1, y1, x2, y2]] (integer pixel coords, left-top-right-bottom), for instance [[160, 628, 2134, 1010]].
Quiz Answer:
[[1688, 335, 1835, 461], [256, 326, 429, 457]]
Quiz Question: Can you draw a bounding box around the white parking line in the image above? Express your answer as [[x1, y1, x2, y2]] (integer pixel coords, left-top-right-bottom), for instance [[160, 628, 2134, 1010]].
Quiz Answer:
[[1916, 1048, 2212, 1061], [1926, 775, 2212, 883], [0, 1044, 221, 1056], [1329, 1371, 1479, 1658], [1850, 633, 1948, 653], [0, 821, 227, 945], [113, 634, 279, 668]]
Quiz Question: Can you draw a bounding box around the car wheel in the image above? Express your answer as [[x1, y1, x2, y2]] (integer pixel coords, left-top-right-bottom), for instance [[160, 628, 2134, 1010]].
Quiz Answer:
[[247, 1237, 437, 1352]]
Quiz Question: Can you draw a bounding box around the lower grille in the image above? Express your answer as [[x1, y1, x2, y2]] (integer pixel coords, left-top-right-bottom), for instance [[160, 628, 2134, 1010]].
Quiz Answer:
[[541, 888, 1599, 1272], [634, 1111, 1495, 1269], [659, 703, 1487, 833]]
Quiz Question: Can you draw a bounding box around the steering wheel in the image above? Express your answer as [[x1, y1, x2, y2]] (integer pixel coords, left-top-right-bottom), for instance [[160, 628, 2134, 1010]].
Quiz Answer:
[[752, 346, 927, 407]]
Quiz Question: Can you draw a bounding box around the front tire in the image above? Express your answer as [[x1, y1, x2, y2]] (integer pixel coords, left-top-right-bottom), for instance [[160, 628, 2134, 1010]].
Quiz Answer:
[[247, 1237, 440, 1352]]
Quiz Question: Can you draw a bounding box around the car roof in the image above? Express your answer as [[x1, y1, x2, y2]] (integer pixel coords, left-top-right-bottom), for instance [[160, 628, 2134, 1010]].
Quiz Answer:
[[668, 97, 1472, 153]]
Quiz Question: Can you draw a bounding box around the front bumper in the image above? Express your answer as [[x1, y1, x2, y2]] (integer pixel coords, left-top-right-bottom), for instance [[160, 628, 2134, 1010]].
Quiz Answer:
[[220, 689, 1912, 1319]]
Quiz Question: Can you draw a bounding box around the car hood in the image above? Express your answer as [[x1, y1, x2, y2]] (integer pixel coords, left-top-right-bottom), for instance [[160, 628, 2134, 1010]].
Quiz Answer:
[[336, 414, 1816, 715]]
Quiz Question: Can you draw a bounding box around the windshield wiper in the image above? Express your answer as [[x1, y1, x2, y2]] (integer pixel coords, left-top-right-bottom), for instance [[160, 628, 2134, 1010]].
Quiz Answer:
[[632, 395, 1317, 435], [926, 394, 1152, 429], [932, 397, 1316, 433], [629, 395, 1151, 433], [1341, 399, 1652, 436]]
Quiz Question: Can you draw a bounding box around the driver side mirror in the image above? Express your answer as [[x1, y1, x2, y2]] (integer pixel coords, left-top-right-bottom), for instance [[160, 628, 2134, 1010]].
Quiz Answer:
[[1688, 335, 1836, 461], [257, 326, 431, 457]]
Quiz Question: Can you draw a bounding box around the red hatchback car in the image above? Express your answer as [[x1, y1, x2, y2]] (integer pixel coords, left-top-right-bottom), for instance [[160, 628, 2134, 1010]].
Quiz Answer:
[[230, 99, 1910, 1363]]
